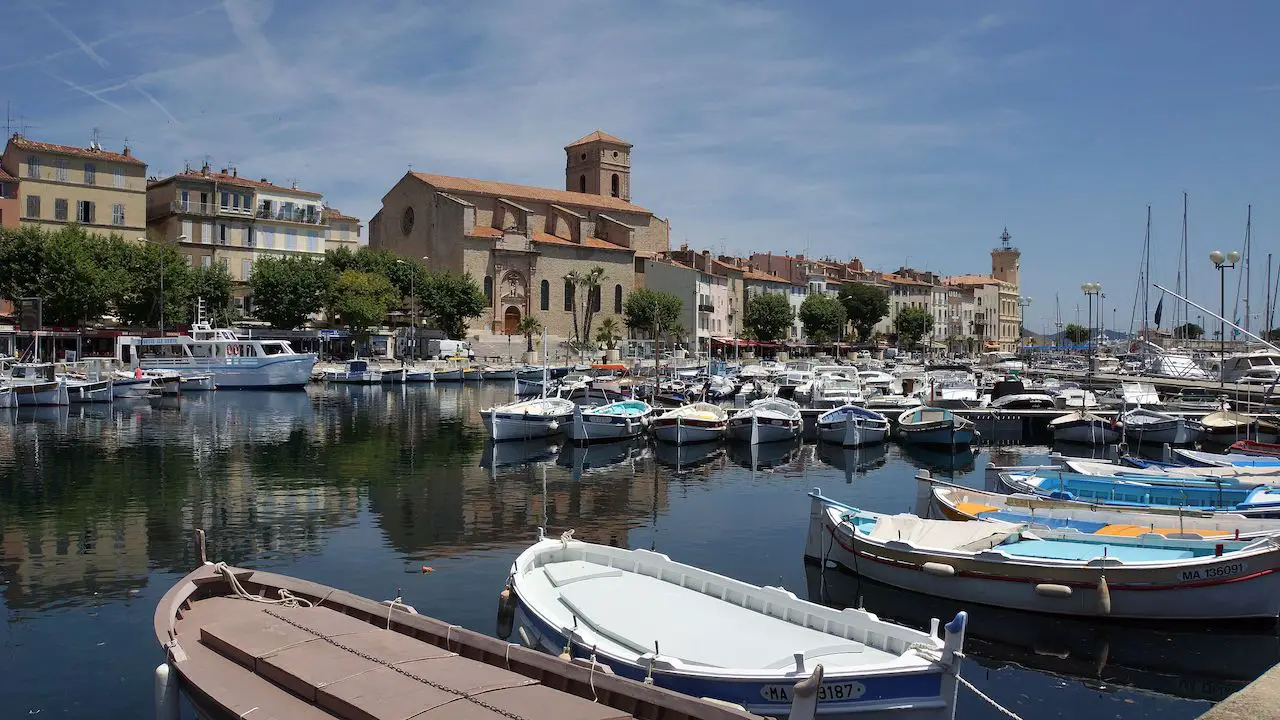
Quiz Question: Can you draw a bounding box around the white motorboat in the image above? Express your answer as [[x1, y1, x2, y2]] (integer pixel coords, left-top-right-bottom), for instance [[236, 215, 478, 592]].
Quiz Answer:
[[1097, 381, 1162, 409], [1053, 386, 1098, 410], [10, 363, 69, 406], [325, 359, 382, 384], [564, 400, 654, 443], [509, 531, 968, 719], [117, 324, 316, 390], [178, 374, 215, 392], [980, 351, 1025, 373], [727, 398, 802, 443], [1120, 407, 1204, 445], [810, 374, 863, 408], [924, 365, 982, 409], [110, 374, 154, 398], [816, 404, 890, 447], [897, 406, 977, 448], [862, 393, 922, 412], [114, 368, 179, 395], [481, 396, 576, 441], [63, 376, 113, 403], [484, 366, 517, 381], [1049, 410, 1120, 445], [404, 367, 434, 382], [650, 402, 728, 444]]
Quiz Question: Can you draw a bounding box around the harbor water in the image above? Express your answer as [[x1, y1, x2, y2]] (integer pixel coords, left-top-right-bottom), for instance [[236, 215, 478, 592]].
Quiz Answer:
[[0, 383, 1268, 718]]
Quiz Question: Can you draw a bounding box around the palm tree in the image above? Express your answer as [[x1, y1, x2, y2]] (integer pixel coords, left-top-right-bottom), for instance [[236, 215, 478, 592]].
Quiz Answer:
[[595, 316, 621, 350], [564, 266, 606, 347], [516, 315, 542, 352]]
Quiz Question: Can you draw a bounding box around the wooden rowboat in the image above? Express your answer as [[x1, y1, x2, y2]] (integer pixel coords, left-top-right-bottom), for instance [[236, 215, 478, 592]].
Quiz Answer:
[[155, 533, 795, 720]]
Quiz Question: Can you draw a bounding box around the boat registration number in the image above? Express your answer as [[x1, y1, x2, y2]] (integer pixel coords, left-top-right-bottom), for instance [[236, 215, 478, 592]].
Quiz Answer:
[[759, 681, 866, 703], [1179, 562, 1246, 582]]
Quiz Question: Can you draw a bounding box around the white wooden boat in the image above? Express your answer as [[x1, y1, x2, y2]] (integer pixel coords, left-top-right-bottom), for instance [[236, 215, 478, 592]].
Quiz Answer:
[[485, 366, 517, 381], [1049, 411, 1120, 445], [1120, 407, 1204, 445], [861, 393, 922, 412], [651, 402, 727, 444], [156, 534, 765, 720], [728, 398, 802, 444], [987, 378, 1055, 410], [64, 376, 114, 403], [110, 374, 154, 398], [510, 531, 967, 719], [434, 367, 464, 382], [1053, 387, 1098, 410], [10, 364, 69, 406], [404, 367, 434, 382], [998, 469, 1280, 516], [816, 404, 889, 447], [517, 377, 550, 396], [1064, 458, 1280, 481], [810, 375, 862, 408], [927, 477, 1280, 540], [806, 490, 1280, 619], [326, 359, 382, 384], [1201, 409, 1258, 440], [565, 400, 654, 442], [379, 366, 407, 384], [1173, 448, 1280, 468], [481, 396, 576, 441], [178, 374, 215, 392], [896, 407, 976, 448]]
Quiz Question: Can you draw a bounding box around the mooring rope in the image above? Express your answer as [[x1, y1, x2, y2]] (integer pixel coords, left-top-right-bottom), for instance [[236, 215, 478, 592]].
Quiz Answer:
[[216, 562, 313, 608]]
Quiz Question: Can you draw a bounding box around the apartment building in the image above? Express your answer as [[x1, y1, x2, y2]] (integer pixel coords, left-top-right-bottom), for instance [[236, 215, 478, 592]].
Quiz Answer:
[[147, 165, 257, 282], [0, 166, 17, 229], [325, 209, 362, 251], [1, 133, 147, 238]]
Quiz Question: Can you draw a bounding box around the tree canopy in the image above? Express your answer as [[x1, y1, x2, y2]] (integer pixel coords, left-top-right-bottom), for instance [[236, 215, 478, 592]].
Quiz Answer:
[[1063, 323, 1089, 344], [623, 288, 684, 338], [1173, 322, 1204, 340], [742, 292, 793, 342], [838, 284, 890, 342], [894, 307, 934, 349], [247, 256, 333, 330], [798, 293, 846, 344], [332, 270, 398, 334], [418, 269, 487, 339]]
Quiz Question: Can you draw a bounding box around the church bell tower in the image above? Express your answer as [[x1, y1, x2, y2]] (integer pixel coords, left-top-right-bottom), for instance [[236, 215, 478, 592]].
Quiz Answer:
[[565, 130, 632, 202]]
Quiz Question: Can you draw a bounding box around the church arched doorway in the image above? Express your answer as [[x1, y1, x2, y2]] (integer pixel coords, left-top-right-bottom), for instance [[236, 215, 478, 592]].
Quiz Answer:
[[503, 306, 521, 335]]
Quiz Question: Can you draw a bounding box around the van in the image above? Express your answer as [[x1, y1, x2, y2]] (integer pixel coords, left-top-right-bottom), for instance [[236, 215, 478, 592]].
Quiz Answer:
[[427, 339, 474, 360]]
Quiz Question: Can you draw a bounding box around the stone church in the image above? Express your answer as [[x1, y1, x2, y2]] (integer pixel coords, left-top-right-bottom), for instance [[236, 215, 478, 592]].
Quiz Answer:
[[369, 131, 670, 341]]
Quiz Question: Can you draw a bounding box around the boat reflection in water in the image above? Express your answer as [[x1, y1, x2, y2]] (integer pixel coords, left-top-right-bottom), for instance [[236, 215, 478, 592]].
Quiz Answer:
[[898, 441, 981, 475], [804, 563, 1279, 703], [652, 439, 724, 472], [814, 441, 889, 481], [480, 437, 561, 471], [557, 437, 649, 481], [725, 438, 804, 471]]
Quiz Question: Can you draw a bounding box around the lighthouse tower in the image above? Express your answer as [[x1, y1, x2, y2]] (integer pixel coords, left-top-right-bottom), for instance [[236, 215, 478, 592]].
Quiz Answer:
[[991, 227, 1020, 288]]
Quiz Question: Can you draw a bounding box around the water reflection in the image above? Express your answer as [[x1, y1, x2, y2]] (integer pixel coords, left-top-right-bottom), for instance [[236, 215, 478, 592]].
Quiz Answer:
[[558, 438, 649, 481], [726, 438, 805, 471], [805, 564, 1278, 703], [814, 441, 889, 481], [652, 440, 726, 472]]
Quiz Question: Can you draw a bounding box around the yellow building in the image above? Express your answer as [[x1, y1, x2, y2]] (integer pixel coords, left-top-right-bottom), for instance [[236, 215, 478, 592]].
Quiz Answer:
[[0, 133, 147, 238], [325, 208, 362, 251]]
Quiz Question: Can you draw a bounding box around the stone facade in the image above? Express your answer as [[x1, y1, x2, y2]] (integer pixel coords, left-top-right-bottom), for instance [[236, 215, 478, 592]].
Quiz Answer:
[[0, 166, 17, 229], [369, 131, 669, 341], [2, 133, 147, 239]]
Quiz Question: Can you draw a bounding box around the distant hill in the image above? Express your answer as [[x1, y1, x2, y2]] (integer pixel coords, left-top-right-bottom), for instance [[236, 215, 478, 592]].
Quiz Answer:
[[1022, 327, 1130, 344]]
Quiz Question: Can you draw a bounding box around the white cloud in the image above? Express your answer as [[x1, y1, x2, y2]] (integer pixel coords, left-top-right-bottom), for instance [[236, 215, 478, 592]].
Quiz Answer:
[[2, 0, 1028, 269]]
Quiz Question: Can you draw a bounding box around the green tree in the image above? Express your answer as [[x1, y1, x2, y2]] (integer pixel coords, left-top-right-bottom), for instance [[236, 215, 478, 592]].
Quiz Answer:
[[742, 292, 794, 342], [894, 307, 935, 349], [798, 293, 846, 344], [107, 239, 195, 327], [332, 270, 397, 334], [565, 266, 606, 348], [193, 263, 235, 324], [838, 284, 890, 342], [623, 288, 683, 338], [247, 256, 331, 329], [1063, 323, 1089, 344], [1174, 322, 1204, 340], [419, 270, 486, 339], [516, 315, 542, 352], [595, 316, 622, 350], [0, 225, 118, 326]]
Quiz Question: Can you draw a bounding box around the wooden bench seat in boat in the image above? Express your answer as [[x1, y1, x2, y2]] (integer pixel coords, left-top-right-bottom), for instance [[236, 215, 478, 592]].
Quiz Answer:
[[196, 596, 631, 720]]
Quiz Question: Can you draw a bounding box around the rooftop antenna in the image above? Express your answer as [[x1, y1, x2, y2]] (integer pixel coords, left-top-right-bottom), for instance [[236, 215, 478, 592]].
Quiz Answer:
[[90, 126, 110, 150], [16, 115, 40, 136]]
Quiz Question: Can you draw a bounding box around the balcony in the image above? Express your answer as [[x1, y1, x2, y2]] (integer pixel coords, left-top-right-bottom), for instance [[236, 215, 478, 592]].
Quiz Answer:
[[256, 207, 323, 225], [170, 200, 217, 216], [698, 303, 715, 313]]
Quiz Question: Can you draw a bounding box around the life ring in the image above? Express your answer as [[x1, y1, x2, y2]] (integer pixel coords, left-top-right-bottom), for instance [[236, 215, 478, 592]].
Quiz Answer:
[[228, 345, 240, 357]]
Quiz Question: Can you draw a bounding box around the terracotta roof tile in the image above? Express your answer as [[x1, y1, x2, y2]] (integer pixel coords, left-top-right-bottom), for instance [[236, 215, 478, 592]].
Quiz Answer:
[[742, 269, 791, 283], [411, 172, 649, 215], [531, 231, 631, 252], [153, 169, 323, 198], [7, 134, 145, 167], [564, 130, 632, 148], [324, 208, 360, 222], [0, 166, 15, 182], [711, 258, 742, 273], [945, 274, 999, 286], [466, 226, 504, 239]]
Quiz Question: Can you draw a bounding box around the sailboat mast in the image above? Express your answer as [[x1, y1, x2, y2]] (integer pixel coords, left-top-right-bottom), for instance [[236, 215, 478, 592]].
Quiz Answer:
[[1245, 205, 1252, 334], [1143, 205, 1151, 339], [1179, 193, 1188, 330], [1266, 252, 1273, 339]]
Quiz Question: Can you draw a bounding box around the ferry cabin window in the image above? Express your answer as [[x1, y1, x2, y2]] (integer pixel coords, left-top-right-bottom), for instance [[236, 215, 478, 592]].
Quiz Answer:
[[259, 342, 290, 355]]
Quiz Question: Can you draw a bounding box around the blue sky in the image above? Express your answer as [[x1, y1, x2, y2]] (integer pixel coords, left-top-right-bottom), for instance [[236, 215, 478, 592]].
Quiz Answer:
[[2, 0, 1278, 334]]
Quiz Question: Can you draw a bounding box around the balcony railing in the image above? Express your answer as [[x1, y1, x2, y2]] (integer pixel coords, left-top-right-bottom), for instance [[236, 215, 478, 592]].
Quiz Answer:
[[256, 207, 323, 224], [698, 303, 715, 313], [171, 201, 217, 216]]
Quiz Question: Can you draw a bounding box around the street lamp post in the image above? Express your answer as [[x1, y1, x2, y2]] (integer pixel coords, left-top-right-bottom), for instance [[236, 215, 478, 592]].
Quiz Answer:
[[397, 257, 429, 361], [1017, 296, 1032, 358], [1081, 283, 1101, 378], [151, 234, 189, 335], [1210, 249, 1241, 387]]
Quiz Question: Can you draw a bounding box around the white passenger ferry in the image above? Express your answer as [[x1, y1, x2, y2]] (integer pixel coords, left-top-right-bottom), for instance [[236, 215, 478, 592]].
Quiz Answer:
[[116, 324, 316, 390]]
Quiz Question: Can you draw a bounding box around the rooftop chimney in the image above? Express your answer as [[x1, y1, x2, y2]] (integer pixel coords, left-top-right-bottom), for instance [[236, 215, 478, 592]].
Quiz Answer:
[[260, 178, 269, 183], [220, 168, 228, 175], [232, 168, 237, 177], [122, 146, 131, 157], [201, 163, 210, 176]]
